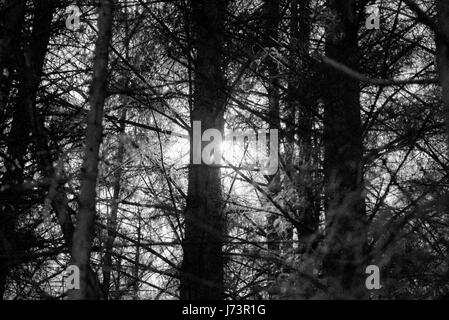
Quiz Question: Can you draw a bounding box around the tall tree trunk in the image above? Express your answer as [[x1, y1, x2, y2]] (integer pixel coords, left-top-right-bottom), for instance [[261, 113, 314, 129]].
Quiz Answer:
[[322, 0, 366, 299], [285, 0, 301, 171], [0, 0, 53, 299], [102, 110, 126, 299], [295, 0, 319, 240], [180, 0, 228, 300], [437, 0, 449, 155], [263, 0, 281, 253], [22, 0, 76, 251], [260, 0, 286, 296], [263, 0, 280, 135], [69, 0, 114, 300], [15, 0, 78, 261], [133, 210, 141, 300], [286, 0, 319, 243], [102, 2, 130, 298], [0, 0, 25, 109], [0, 0, 26, 299]]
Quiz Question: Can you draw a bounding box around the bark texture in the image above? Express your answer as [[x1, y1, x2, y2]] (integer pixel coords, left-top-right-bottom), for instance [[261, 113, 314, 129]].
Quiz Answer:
[[102, 110, 126, 299], [69, 0, 114, 300], [437, 0, 449, 153], [180, 0, 228, 300], [322, 0, 366, 299], [263, 0, 282, 258]]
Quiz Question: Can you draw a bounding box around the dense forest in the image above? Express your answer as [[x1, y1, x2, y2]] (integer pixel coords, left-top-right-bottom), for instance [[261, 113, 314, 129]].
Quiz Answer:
[[0, 0, 448, 300]]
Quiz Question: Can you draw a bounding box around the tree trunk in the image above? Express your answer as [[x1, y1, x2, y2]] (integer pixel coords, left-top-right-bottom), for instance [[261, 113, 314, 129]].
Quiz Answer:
[[437, 0, 449, 155], [295, 0, 319, 240], [102, 110, 126, 299], [286, 0, 319, 243], [0, 0, 55, 299], [69, 0, 114, 300], [0, 0, 25, 109], [21, 0, 76, 251], [260, 0, 287, 295], [263, 0, 281, 252], [322, 0, 366, 299], [180, 0, 228, 300], [0, 0, 26, 299], [133, 210, 141, 300], [102, 2, 131, 298]]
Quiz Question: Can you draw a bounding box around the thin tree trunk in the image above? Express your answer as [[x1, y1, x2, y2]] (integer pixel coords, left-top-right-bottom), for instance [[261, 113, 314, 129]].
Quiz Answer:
[[264, 0, 280, 135], [22, 0, 77, 248], [286, 0, 319, 243], [180, 0, 228, 300], [295, 0, 319, 240], [102, 110, 126, 299], [0, 0, 25, 109], [322, 0, 366, 299], [260, 0, 285, 295], [285, 0, 300, 171], [69, 0, 114, 300], [102, 2, 130, 298], [21, 0, 76, 250], [263, 0, 282, 255], [133, 210, 141, 300], [437, 0, 449, 154]]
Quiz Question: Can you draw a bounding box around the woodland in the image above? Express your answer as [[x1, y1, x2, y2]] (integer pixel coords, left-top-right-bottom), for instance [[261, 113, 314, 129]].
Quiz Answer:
[[1, 0, 449, 300]]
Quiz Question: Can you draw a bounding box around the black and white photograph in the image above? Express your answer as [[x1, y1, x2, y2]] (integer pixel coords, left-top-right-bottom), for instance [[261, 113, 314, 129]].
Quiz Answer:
[[0, 0, 448, 306]]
